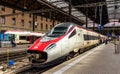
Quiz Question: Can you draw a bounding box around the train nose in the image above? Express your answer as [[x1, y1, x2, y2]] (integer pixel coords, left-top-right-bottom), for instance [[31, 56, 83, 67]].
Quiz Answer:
[[27, 50, 48, 63]]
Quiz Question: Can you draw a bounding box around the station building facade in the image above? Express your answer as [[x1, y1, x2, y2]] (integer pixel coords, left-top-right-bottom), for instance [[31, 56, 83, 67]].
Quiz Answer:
[[0, 5, 60, 33]]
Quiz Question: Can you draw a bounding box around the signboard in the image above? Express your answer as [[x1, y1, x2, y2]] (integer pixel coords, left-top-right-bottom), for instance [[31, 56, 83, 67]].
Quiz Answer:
[[98, 25, 104, 30]]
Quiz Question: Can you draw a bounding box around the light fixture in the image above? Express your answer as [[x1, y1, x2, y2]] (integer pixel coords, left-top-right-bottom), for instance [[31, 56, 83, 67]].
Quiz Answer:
[[24, 6, 27, 9]]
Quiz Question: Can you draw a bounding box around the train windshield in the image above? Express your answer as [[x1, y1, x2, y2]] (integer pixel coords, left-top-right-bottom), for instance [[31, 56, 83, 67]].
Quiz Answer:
[[47, 27, 68, 37]]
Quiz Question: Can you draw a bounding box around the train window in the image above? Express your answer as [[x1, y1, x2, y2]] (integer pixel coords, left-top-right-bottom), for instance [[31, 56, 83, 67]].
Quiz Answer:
[[84, 34, 98, 40], [47, 27, 68, 37], [8, 34, 15, 41], [20, 36, 26, 40], [69, 30, 76, 38], [26, 36, 29, 41], [84, 34, 88, 40]]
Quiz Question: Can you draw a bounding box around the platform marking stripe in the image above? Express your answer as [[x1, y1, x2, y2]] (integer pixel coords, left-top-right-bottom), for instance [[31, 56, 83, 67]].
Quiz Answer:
[[53, 45, 103, 74]]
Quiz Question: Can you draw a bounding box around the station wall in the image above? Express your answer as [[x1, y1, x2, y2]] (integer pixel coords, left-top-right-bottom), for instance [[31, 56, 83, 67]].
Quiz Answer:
[[0, 5, 60, 33]]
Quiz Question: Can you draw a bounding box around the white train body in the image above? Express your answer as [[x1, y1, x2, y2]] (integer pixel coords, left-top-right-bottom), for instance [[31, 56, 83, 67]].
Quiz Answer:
[[28, 22, 106, 64]]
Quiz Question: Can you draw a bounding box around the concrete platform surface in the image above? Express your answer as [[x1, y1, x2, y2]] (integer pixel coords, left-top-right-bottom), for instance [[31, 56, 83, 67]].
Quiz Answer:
[[42, 43, 120, 74]]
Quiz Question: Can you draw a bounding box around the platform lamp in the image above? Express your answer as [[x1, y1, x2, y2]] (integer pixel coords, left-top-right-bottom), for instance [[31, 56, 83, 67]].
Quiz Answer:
[[69, 0, 72, 22], [113, 5, 118, 37], [114, 4, 119, 54], [35, 21, 38, 31], [93, 6, 97, 30], [98, 5, 103, 34], [85, 8, 88, 28]]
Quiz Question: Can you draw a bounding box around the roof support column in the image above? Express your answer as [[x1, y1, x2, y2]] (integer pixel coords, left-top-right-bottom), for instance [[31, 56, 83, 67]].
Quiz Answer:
[[99, 5, 102, 25], [69, 0, 72, 22], [86, 8, 88, 28], [93, 6, 97, 30], [52, 17, 55, 27], [52, 12, 55, 27], [33, 14, 35, 31], [93, 21, 95, 30]]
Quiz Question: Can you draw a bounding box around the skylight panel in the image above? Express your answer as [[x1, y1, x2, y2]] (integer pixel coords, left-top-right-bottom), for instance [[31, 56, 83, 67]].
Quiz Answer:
[[46, 0, 90, 22]]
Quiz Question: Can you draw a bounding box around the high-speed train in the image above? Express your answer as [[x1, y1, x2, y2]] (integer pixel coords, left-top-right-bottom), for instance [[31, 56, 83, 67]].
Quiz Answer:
[[27, 22, 107, 64]]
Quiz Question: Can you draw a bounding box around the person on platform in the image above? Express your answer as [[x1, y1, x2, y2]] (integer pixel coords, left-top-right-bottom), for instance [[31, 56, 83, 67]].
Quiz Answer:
[[114, 38, 120, 54], [11, 38, 16, 47]]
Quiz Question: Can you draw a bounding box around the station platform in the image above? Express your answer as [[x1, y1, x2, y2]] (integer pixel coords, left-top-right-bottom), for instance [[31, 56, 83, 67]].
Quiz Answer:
[[42, 43, 120, 74]]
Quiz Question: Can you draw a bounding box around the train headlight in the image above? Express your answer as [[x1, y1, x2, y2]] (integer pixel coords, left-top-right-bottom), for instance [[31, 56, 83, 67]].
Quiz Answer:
[[46, 43, 56, 50], [27, 53, 41, 61]]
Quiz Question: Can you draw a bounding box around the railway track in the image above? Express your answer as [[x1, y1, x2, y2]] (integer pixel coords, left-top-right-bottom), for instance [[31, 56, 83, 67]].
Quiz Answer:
[[17, 66, 51, 74], [0, 50, 27, 63], [16, 57, 65, 74]]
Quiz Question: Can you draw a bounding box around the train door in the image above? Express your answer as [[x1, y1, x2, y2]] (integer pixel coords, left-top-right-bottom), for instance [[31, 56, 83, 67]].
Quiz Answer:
[[75, 28, 84, 49], [29, 36, 32, 43], [68, 29, 77, 52], [60, 39, 69, 56]]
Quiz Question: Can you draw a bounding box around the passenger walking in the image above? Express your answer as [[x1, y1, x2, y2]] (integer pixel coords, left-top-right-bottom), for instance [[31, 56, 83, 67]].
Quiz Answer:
[[105, 39, 108, 44], [99, 39, 102, 45], [11, 38, 16, 47], [114, 38, 119, 54]]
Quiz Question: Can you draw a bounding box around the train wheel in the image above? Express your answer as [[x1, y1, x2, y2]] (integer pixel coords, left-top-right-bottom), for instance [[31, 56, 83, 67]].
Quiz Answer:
[[79, 48, 84, 53], [65, 52, 74, 61], [73, 52, 79, 57], [66, 55, 71, 61], [69, 52, 75, 58], [78, 49, 81, 54]]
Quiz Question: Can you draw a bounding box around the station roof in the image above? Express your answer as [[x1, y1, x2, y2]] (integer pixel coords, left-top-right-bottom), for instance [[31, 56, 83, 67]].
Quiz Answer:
[[0, 0, 119, 26]]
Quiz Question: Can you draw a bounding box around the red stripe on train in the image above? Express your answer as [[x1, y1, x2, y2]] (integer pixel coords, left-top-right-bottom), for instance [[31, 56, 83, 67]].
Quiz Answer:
[[28, 26, 75, 52]]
